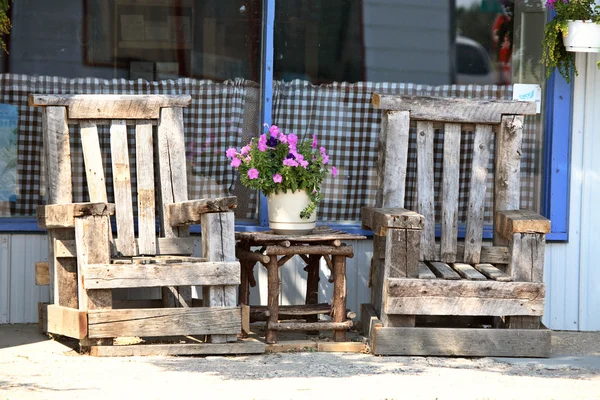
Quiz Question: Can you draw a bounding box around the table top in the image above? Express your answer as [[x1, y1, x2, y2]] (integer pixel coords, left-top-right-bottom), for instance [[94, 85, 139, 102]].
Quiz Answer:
[[236, 226, 366, 245]]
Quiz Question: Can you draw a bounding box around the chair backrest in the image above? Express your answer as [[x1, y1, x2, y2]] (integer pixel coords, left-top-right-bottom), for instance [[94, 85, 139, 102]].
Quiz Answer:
[[31, 94, 193, 257], [372, 93, 537, 264]]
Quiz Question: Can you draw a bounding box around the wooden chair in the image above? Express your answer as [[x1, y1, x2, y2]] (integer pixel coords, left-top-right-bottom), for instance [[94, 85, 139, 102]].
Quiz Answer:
[[31, 94, 263, 356], [361, 94, 551, 357]]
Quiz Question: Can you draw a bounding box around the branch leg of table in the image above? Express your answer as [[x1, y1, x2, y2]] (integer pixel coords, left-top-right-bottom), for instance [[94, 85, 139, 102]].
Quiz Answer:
[[305, 255, 321, 329], [266, 256, 279, 344], [332, 255, 347, 342]]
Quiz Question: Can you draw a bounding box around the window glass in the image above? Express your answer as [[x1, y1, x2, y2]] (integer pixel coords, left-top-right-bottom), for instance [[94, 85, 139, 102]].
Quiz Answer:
[[274, 0, 546, 223], [0, 0, 262, 220]]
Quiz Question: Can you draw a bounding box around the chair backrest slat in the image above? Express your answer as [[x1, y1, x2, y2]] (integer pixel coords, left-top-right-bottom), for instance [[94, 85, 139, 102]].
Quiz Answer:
[[42, 106, 72, 204], [416, 121, 436, 261], [110, 119, 137, 256], [376, 110, 410, 208], [440, 123, 461, 263], [135, 120, 157, 255], [463, 124, 493, 264], [157, 107, 189, 238], [80, 121, 108, 203], [495, 115, 523, 212]]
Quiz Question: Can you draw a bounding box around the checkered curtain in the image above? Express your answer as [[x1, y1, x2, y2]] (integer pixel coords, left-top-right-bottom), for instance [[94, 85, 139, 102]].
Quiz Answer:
[[0, 74, 250, 216], [272, 81, 540, 223]]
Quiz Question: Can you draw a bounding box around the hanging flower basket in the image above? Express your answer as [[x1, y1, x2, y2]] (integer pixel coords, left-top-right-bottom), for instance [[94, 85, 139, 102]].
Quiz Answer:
[[563, 20, 600, 53]]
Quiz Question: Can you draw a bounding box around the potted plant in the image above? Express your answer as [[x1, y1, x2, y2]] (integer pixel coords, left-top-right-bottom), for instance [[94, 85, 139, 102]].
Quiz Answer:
[[226, 124, 337, 234], [543, 0, 600, 82]]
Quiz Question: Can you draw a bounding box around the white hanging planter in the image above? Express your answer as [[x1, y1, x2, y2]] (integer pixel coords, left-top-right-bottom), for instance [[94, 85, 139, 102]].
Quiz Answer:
[[563, 20, 600, 53], [267, 190, 316, 235]]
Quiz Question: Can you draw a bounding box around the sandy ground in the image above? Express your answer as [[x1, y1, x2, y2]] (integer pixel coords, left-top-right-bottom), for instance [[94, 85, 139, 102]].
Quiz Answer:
[[1, 324, 599, 400]]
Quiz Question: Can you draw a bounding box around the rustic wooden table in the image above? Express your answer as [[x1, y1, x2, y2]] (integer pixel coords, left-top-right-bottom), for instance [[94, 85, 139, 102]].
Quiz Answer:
[[235, 227, 366, 344]]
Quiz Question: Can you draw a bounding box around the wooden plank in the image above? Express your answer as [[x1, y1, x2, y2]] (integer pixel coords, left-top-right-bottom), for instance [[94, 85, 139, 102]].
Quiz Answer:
[[416, 121, 435, 261], [157, 107, 188, 238], [266, 340, 318, 353], [167, 197, 238, 226], [495, 115, 524, 213], [360, 303, 383, 346], [464, 124, 492, 264], [383, 228, 420, 279], [372, 94, 537, 123], [87, 307, 241, 338], [372, 327, 550, 357], [385, 296, 544, 316], [508, 233, 545, 283], [361, 207, 424, 235], [135, 120, 157, 255], [418, 262, 436, 279], [376, 110, 410, 208], [37, 203, 115, 229], [46, 305, 88, 339], [201, 212, 238, 343], [35, 262, 50, 286], [80, 121, 108, 203], [74, 216, 113, 313], [51, 229, 78, 308], [55, 237, 195, 258], [82, 261, 241, 289], [317, 342, 367, 353], [268, 321, 353, 331], [451, 262, 487, 281], [456, 244, 509, 264], [110, 120, 137, 256], [42, 106, 72, 204], [427, 261, 461, 280], [90, 339, 265, 357], [265, 245, 353, 257], [496, 210, 551, 239], [474, 263, 512, 281], [29, 94, 191, 119], [387, 278, 544, 299], [440, 123, 461, 263]]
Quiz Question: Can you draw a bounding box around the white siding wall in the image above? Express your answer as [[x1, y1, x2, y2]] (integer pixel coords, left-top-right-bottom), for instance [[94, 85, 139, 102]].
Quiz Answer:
[[544, 51, 600, 331], [0, 234, 49, 324]]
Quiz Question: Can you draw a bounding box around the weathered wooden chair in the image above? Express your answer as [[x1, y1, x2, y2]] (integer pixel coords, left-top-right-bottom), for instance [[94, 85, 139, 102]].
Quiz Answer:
[[361, 94, 551, 357], [31, 94, 263, 356]]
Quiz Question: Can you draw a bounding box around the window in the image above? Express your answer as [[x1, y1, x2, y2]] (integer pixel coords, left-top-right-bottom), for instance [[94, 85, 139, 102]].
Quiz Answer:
[[0, 0, 571, 240]]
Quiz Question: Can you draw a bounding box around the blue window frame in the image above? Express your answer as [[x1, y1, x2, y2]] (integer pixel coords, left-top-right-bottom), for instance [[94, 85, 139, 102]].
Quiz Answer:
[[0, 0, 572, 240]]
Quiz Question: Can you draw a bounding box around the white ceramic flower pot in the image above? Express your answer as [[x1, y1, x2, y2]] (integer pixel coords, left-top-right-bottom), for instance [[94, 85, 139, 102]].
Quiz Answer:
[[563, 20, 600, 53], [267, 190, 316, 235]]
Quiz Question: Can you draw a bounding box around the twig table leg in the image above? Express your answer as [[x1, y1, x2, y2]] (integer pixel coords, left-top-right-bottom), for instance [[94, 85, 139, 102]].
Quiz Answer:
[[266, 256, 279, 344], [332, 255, 347, 342], [305, 255, 321, 329]]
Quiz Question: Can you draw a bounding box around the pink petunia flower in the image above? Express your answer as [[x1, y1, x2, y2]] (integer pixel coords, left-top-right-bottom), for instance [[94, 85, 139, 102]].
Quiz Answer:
[[287, 134, 298, 147], [248, 168, 259, 179], [231, 158, 242, 168], [226, 148, 237, 158], [331, 166, 338, 177], [283, 158, 299, 167], [258, 134, 268, 152], [273, 173, 282, 183], [269, 125, 280, 137], [299, 159, 309, 168], [240, 145, 251, 156], [312, 134, 318, 149]]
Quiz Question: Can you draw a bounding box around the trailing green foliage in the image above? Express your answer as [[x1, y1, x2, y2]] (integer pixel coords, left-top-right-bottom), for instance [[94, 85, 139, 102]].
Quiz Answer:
[[0, 0, 11, 53], [542, 0, 600, 83]]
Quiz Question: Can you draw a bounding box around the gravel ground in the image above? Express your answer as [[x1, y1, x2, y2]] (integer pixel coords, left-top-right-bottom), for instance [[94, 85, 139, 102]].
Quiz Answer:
[[1, 324, 600, 400]]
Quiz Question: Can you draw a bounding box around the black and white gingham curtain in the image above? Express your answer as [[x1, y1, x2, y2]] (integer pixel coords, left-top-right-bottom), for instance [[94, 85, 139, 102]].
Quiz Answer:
[[273, 80, 540, 223], [0, 74, 249, 216], [1, 74, 540, 224]]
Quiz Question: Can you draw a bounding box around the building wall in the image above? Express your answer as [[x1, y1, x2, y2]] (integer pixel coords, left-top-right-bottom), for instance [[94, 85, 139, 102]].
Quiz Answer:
[[544, 51, 600, 331]]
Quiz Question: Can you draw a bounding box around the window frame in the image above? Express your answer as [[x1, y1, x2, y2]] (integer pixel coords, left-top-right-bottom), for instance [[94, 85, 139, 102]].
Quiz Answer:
[[0, 0, 571, 240]]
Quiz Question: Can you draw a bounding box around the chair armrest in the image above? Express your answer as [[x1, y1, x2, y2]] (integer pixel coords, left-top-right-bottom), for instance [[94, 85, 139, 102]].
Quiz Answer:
[[37, 202, 115, 229], [495, 210, 551, 240], [361, 206, 424, 236], [167, 196, 237, 226]]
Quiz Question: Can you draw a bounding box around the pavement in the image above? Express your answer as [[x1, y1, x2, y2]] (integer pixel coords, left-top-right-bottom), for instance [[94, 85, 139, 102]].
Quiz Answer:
[[0, 324, 599, 399]]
